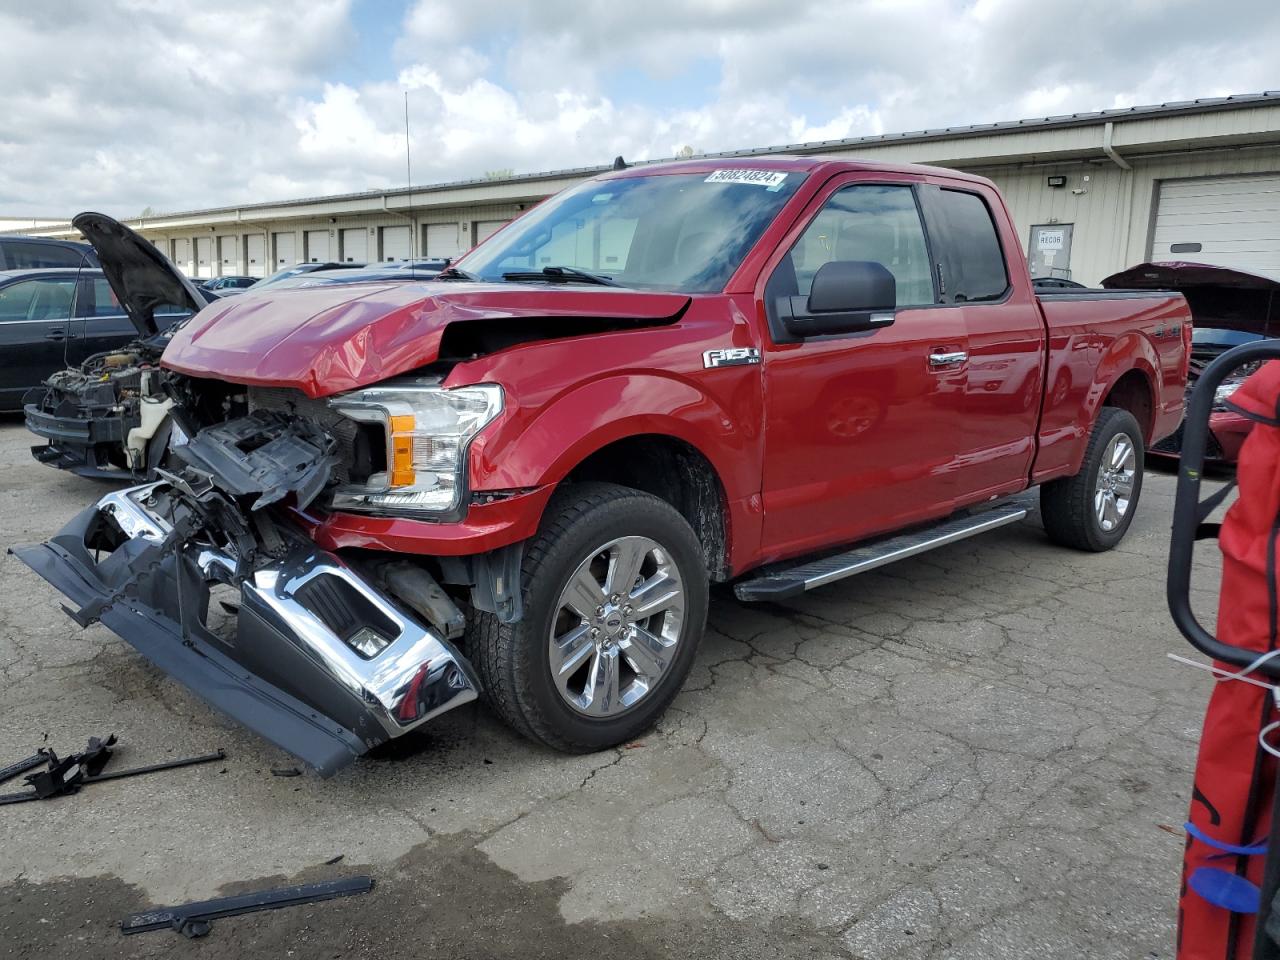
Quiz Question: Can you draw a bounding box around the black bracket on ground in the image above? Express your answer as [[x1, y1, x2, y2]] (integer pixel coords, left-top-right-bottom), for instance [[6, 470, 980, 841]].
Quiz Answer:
[[0, 746, 224, 806], [120, 876, 375, 936]]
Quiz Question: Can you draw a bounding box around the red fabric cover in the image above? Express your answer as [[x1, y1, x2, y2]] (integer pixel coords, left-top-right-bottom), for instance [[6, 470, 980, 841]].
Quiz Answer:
[[1180, 361, 1280, 958]]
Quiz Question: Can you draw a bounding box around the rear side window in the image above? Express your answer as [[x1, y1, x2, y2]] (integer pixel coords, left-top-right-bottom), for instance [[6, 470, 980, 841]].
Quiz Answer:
[[82, 278, 123, 317], [928, 189, 1009, 302], [0, 240, 86, 269]]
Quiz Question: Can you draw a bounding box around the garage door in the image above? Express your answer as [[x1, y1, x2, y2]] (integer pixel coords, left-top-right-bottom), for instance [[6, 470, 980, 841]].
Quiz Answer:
[[171, 238, 191, 274], [245, 234, 266, 277], [273, 232, 296, 268], [380, 225, 411, 262], [195, 237, 214, 278], [425, 223, 461, 258], [474, 220, 510, 246], [218, 236, 238, 274], [305, 229, 331, 263], [1152, 174, 1280, 275], [340, 228, 368, 263]]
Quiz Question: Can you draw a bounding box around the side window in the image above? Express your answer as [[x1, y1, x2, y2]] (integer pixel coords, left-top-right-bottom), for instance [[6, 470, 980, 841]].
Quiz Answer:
[[781, 185, 935, 307], [0, 241, 85, 269], [929, 189, 1009, 302], [0, 278, 76, 321], [76, 278, 125, 318]]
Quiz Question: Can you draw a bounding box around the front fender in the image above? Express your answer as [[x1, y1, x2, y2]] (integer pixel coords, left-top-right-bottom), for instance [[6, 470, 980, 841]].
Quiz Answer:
[[469, 372, 756, 498]]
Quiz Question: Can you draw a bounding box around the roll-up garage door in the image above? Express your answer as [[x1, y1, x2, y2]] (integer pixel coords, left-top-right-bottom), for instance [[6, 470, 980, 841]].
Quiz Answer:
[[473, 220, 510, 245], [218, 236, 238, 274], [380, 225, 411, 262], [195, 237, 213, 278], [273, 232, 296, 268], [1152, 174, 1280, 275], [171, 238, 191, 274], [245, 234, 266, 277], [340, 228, 368, 263], [305, 229, 330, 263], [425, 223, 461, 259]]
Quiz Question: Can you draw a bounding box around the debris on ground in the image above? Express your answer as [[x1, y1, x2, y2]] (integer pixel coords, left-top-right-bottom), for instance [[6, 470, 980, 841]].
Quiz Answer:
[[0, 735, 224, 805], [120, 876, 375, 938]]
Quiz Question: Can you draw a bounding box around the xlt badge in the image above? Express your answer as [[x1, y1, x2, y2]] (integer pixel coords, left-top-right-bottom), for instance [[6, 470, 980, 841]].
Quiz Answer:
[[703, 347, 761, 368]]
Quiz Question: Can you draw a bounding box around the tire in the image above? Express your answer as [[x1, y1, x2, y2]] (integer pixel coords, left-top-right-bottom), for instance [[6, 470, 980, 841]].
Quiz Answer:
[[469, 482, 709, 752], [1041, 406, 1145, 552]]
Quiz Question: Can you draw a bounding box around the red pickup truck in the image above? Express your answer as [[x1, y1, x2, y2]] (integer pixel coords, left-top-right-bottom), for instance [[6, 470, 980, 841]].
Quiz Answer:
[[15, 157, 1190, 775]]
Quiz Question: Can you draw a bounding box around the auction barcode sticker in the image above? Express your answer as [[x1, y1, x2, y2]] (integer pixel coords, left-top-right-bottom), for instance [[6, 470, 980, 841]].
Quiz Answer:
[[705, 169, 789, 189]]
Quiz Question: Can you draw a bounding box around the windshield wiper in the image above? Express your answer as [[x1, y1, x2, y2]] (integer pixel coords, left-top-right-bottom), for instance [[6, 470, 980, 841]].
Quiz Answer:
[[501, 266, 622, 287], [436, 265, 480, 281]]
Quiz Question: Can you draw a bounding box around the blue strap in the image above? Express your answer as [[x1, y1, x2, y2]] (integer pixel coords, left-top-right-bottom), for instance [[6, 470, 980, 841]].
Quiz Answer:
[[1185, 821, 1269, 856]]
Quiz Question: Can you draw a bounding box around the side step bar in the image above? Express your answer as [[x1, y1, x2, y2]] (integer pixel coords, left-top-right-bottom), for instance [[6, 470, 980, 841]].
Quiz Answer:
[[734, 500, 1031, 602]]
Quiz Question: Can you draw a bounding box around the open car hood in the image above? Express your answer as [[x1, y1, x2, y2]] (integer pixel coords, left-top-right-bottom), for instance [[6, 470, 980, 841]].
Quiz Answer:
[[72, 212, 211, 337], [161, 282, 691, 397], [1102, 261, 1280, 337]]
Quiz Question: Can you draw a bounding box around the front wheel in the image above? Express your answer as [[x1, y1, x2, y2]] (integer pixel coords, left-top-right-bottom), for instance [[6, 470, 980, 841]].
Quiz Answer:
[[1041, 406, 1145, 551], [469, 482, 709, 752]]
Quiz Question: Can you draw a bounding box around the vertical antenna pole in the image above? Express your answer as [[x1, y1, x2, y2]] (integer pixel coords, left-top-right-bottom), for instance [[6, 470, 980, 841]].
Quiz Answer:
[[404, 91, 415, 263]]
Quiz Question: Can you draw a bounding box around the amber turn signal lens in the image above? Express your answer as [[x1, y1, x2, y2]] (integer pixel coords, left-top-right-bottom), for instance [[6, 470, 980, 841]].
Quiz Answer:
[[388, 414, 416, 486]]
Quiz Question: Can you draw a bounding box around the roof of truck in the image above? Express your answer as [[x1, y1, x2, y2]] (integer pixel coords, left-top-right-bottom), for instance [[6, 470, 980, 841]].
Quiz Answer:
[[599, 154, 994, 186]]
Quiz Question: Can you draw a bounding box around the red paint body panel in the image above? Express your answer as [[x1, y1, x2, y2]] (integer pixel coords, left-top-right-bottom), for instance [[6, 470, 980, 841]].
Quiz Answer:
[[156, 156, 1191, 575], [292, 486, 556, 556], [163, 282, 689, 397]]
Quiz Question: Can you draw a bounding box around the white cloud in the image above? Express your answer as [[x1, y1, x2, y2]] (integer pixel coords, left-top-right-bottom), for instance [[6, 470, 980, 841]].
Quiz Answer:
[[0, 0, 1277, 217]]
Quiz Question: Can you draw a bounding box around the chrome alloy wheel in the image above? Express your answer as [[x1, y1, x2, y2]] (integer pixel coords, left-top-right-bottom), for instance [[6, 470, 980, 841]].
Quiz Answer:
[[547, 536, 686, 717], [1094, 433, 1137, 532]]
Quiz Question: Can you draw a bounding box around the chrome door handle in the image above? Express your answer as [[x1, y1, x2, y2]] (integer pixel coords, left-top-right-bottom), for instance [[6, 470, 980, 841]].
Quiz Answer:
[[928, 351, 967, 366]]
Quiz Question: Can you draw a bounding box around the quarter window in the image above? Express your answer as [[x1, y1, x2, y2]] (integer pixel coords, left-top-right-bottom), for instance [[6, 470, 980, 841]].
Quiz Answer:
[[782, 185, 935, 307]]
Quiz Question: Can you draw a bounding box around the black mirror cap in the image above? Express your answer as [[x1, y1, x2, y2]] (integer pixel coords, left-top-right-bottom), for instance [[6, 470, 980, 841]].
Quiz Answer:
[[776, 260, 898, 340], [808, 260, 896, 313]]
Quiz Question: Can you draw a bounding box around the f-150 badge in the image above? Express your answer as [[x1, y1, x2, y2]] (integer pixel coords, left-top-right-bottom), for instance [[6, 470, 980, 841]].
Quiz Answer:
[[703, 347, 761, 368]]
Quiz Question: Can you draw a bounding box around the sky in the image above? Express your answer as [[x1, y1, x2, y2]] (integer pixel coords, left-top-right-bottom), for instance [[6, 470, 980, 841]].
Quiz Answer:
[[1, 0, 1277, 218]]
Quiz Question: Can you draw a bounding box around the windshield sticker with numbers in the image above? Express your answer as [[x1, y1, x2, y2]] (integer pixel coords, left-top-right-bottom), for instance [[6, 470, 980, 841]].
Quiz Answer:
[[704, 169, 789, 190]]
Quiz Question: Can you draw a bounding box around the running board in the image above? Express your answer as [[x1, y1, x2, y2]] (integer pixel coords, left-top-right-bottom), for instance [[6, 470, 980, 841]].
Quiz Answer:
[[734, 501, 1031, 602]]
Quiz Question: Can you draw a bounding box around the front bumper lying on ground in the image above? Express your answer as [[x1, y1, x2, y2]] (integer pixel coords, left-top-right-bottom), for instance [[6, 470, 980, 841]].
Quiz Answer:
[[11, 482, 480, 776]]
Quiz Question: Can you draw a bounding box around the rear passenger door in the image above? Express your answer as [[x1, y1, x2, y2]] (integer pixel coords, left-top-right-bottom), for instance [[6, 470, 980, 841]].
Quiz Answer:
[[916, 185, 1046, 502], [71, 277, 139, 365]]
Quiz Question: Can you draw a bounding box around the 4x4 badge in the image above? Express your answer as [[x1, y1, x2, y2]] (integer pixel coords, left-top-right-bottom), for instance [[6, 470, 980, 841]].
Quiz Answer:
[[703, 348, 761, 368]]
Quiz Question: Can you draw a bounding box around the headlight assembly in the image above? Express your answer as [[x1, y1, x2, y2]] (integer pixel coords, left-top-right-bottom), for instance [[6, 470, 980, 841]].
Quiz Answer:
[[328, 380, 503, 518]]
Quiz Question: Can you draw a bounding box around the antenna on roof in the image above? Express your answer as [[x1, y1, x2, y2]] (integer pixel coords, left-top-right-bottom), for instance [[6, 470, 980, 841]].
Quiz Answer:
[[612, 155, 628, 171], [405, 90, 417, 273]]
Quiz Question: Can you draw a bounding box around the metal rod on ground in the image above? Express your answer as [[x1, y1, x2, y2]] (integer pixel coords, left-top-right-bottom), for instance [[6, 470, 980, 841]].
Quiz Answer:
[[120, 876, 374, 935], [0, 750, 225, 806]]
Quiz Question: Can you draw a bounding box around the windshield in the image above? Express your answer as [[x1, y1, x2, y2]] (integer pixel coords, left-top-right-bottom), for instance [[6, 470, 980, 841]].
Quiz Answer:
[[458, 170, 807, 293]]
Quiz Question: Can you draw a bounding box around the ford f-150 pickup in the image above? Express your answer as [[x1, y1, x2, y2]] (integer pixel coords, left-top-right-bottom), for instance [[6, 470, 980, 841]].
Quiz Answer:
[[13, 157, 1191, 776]]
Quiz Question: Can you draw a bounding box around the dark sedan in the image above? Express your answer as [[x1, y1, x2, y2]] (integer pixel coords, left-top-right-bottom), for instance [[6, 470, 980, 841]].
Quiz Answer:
[[0, 268, 197, 412]]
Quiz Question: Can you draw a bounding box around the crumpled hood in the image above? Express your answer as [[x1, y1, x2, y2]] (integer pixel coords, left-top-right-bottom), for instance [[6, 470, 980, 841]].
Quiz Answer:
[[161, 282, 691, 397], [1103, 261, 1280, 338], [72, 212, 212, 336]]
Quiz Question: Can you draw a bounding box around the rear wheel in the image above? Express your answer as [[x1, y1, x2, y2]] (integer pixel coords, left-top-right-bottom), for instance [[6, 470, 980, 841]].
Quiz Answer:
[[469, 482, 708, 752], [1041, 406, 1144, 551]]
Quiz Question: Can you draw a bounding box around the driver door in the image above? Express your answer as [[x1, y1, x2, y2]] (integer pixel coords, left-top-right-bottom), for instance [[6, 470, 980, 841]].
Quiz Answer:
[[758, 178, 970, 559]]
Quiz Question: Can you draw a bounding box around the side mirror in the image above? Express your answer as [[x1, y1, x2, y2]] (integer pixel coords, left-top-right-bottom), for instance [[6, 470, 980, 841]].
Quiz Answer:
[[777, 260, 897, 339]]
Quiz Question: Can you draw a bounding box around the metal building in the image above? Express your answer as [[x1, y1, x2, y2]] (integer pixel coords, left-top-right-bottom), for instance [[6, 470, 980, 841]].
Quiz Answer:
[[7, 92, 1280, 286]]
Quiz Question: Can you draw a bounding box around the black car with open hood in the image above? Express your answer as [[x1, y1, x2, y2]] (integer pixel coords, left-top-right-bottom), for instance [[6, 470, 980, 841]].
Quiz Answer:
[[23, 213, 216, 479]]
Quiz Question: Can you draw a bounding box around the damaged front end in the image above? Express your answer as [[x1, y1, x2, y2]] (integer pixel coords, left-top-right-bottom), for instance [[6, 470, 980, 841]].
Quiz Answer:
[[12, 407, 480, 776], [24, 342, 174, 479]]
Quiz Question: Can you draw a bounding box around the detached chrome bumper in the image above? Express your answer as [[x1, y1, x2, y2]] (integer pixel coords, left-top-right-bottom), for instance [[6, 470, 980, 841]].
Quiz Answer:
[[12, 483, 480, 776]]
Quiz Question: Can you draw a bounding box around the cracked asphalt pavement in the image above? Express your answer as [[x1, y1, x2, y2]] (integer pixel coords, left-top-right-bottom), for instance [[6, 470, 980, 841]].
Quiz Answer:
[[0, 419, 1228, 958]]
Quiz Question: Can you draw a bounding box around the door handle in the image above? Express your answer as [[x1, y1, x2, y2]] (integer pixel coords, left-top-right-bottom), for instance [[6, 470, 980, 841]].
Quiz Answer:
[[44, 329, 68, 341], [928, 350, 967, 366]]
